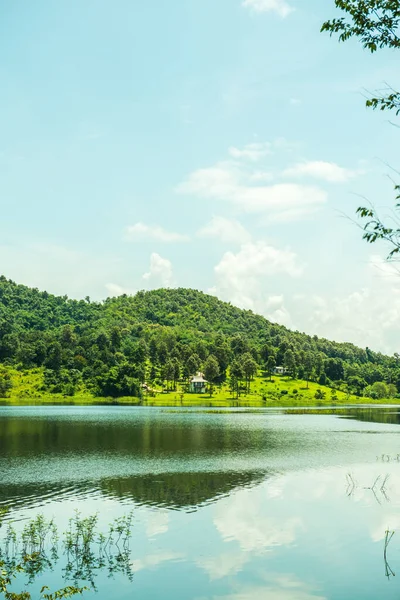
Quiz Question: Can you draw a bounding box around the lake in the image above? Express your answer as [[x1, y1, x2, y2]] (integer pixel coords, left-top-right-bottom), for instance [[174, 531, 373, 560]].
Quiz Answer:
[[1, 406, 400, 599]]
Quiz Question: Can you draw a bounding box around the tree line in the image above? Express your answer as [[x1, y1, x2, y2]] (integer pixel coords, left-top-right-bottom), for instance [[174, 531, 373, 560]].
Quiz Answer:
[[0, 276, 399, 399]]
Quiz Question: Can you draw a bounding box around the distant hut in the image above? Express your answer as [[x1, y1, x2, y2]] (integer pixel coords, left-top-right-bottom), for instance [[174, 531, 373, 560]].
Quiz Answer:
[[189, 372, 208, 394], [274, 366, 287, 375]]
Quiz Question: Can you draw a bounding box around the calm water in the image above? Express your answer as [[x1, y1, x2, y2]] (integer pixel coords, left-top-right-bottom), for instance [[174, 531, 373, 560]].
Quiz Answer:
[[1, 406, 400, 599]]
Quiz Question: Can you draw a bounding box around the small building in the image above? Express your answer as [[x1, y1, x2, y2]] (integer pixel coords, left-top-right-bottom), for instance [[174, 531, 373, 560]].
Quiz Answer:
[[189, 372, 208, 394], [274, 366, 287, 375]]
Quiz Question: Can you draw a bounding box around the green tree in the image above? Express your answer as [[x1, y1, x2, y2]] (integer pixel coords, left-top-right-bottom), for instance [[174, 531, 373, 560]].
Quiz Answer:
[[303, 352, 314, 389], [204, 355, 220, 397], [371, 381, 389, 399], [230, 358, 244, 399], [184, 354, 201, 381], [324, 358, 344, 381], [162, 359, 175, 391], [45, 342, 62, 371], [0, 372, 12, 398], [347, 375, 367, 396], [318, 372, 327, 386], [322, 1, 400, 260], [171, 357, 181, 391], [266, 355, 276, 381], [242, 352, 258, 393], [157, 341, 169, 366], [283, 349, 296, 379]]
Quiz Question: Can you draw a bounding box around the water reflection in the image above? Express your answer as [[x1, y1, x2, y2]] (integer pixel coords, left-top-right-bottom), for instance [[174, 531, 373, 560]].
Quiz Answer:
[[2, 407, 400, 599]]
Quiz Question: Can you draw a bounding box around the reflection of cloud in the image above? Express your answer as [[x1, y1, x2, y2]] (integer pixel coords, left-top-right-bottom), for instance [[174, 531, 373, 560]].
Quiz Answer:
[[214, 488, 303, 552], [371, 514, 400, 542], [131, 552, 184, 572], [145, 511, 169, 538], [214, 573, 326, 600], [197, 553, 248, 581]]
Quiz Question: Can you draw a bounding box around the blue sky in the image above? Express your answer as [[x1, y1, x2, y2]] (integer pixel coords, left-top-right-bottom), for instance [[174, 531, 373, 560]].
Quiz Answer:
[[1, 0, 400, 353]]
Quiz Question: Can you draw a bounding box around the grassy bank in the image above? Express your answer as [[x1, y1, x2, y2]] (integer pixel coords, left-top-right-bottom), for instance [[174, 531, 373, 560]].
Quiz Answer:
[[1, 367, 399, 408]]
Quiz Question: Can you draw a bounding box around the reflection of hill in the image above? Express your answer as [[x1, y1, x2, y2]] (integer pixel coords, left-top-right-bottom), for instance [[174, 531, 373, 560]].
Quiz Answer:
[[0, 411, 273, 457], [0, 470, 268, 514], [101, 470, 268, 510], [341, 408, 400, 426]]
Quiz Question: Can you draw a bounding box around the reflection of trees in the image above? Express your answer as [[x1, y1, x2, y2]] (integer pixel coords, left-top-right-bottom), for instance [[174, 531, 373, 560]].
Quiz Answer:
[[0, 412, 279, 511], [340, 408, 400, 426], [0, 414, 274, 457], [1, 470, 268, 513], [384, 530, 395, 580], [0, 511, 134, 599], [101, 470, 268, 510], [345, 473, 390, 504]]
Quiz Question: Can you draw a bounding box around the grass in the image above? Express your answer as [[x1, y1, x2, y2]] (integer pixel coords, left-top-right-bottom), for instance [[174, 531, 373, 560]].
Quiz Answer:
[[2, 367, 399, 408]]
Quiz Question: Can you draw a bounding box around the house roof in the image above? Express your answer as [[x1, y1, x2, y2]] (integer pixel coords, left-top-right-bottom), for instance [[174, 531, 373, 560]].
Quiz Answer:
[[190, 375, 207, 383]]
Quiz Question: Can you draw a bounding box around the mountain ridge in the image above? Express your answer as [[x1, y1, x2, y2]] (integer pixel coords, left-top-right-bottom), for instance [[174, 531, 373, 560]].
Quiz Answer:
[[0, 275, 398, 400]]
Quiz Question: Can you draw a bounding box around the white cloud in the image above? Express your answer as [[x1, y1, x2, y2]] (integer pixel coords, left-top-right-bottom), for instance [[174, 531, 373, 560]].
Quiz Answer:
[[125, 222, 189, 243], [177, 162, 326, 218], [177, 162, 238, 199], [243, 0, 294, 18], [265, 295, 292, 327], [142, 253, 174, 287], [266, 206, 320, 223], [283, 161, 357, 183], [211, 241, 302, 314], [229, 142, 272, 161], [197, 216, 252, 245], [0, 241, 119, 300], [249, 170, 274, 182], [238, 183, 326, 213], [293, 255, 400, 353], [105, 283, 136, 297], [176, 140, 327, 221]]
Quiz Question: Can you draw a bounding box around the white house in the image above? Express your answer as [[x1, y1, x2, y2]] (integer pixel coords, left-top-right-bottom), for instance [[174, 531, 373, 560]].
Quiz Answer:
[[189, 372, 208, 394], [274, 366, 287, 375]]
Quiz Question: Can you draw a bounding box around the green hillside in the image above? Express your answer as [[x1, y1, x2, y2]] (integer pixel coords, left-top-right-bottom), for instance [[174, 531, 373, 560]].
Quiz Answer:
[[0, 275, 399, 405]]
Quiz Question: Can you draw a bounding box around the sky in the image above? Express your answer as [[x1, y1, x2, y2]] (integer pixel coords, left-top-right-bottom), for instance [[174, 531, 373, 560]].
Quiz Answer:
[[1, 0, 400, 354]]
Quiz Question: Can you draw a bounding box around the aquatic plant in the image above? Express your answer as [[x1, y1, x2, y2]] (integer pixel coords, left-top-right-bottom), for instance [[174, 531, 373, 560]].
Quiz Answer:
[[0, 511, 134, 599]]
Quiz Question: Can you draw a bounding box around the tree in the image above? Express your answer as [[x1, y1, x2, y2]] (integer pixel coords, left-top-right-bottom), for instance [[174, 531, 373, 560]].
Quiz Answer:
[[171, 357, 181, 391], [0, 372, 12, 398], [184, 354, 201, 381], [303, 352, 314, 389], [242, 353, 258, 393], [157, 341, 169, 366], [322, 1, 400, 260], [347, 375, 367, 396], [230, 358, 244, 399], [266, 355, 276, 381], [283, 349, 296, 379], [371, 380, 388, 399], [162, 359, 175, 391], [45, 342, 62, 371], [204, 355, 220, 397], [324, 358, 344, 381], [318, 372, 327, 386]]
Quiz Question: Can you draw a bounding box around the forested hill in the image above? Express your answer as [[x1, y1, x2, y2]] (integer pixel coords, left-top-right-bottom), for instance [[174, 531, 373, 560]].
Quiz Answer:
[[0, 275, 399, 399]]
